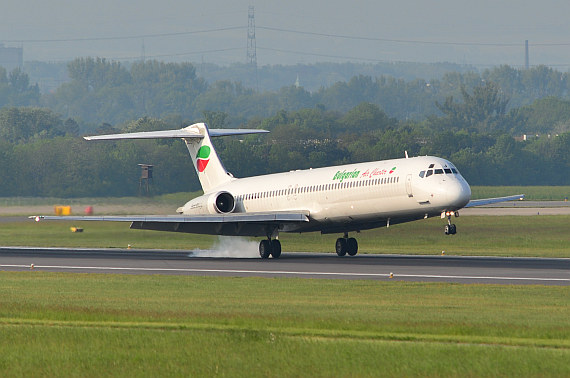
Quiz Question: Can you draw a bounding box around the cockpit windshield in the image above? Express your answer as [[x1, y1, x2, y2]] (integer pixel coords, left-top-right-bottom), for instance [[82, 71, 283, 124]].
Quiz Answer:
[[419, 162, 460, 178]]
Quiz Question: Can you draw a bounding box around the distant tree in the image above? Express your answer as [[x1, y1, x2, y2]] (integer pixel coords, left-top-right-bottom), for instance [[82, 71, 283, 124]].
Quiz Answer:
[[340, 102, 396, 133], [61, 118, 80, 136], [507, 97, 570, 134], [0, 68, 40, 107], [435, 81, 510, 132], [67, 57, 130, 91], [202, 110, 228, 128], [0, 107, 63, 143]]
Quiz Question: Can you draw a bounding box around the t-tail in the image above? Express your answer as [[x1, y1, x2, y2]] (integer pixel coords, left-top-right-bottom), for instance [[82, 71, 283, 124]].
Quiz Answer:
[[182, 123, 234, 192], [84, 122, 268, 193]]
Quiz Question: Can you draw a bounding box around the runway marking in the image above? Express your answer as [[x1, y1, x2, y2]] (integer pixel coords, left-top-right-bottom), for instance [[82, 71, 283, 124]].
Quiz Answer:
[[2, 264, 569, 283]]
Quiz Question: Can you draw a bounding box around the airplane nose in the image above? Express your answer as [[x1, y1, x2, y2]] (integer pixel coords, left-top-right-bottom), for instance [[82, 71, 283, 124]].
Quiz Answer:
[[447, 178, 471, 209]]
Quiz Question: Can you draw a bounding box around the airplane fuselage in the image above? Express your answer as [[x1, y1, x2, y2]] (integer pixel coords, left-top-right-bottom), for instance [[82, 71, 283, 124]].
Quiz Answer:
[[178, 155, 471, 235]]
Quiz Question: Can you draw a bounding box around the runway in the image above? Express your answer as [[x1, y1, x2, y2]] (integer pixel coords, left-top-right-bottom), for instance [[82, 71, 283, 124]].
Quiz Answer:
[[1, 247, 568, 285]]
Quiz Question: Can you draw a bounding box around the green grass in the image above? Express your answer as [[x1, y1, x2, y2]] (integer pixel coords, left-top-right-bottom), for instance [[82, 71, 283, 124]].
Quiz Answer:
[[0, 272, 568, 376], [2, 215, 568, 257]]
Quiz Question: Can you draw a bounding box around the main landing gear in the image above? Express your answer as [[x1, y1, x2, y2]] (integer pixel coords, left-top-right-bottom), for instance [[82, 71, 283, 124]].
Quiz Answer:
[[259, 238, 281, 259], [443, 211, 457, 235], [335, 233, 358, 256]]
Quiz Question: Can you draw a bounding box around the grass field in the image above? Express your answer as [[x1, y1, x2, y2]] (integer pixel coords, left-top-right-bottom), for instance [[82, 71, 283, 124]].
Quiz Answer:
[[1, 194, 569, 376], [0, 272, 568, 377], [1, 215, 568, 258]]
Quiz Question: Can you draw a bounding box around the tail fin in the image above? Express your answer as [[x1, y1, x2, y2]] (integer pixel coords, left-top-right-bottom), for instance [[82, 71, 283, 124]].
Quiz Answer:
[[84, 122, 268, 193], [182, 123, 233, 192]]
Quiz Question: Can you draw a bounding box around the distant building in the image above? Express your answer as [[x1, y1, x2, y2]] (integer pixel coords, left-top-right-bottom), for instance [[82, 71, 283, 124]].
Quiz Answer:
[[0, 44, 23, 72]]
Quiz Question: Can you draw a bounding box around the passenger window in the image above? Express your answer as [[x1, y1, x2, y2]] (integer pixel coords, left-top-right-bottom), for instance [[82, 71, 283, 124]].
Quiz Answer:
[[419, 171, 425, 178], [426, 170, 433, 177], [435, 169, 444, 174]]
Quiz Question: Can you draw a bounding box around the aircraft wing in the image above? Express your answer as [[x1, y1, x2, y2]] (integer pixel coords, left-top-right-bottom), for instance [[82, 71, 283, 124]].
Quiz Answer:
[[30, 211, 309, 237], [464, 194, 525, 208]]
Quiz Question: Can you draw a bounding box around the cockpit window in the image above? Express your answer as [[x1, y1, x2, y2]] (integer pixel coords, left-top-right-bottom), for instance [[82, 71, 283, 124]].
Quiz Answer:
[[421, 163, 460, 178]]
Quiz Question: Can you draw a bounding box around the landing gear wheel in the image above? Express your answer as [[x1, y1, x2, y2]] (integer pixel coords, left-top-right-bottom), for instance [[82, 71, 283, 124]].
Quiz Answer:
[[444, 224, 457, 235], [335, 238, 347, 256], [259, 239, 271, 259], [270, 239, 282, 258], [347, 237, 358, 256]]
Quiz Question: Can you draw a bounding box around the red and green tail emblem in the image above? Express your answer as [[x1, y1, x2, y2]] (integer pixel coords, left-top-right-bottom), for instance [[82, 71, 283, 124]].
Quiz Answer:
[[196, 146, 211, 172]]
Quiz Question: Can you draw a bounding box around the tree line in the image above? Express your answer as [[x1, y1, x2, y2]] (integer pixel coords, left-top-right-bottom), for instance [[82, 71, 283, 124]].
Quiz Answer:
[[0, 104, 568, 198], [3, 58, 568, 133], [1, 58, 569, 197]]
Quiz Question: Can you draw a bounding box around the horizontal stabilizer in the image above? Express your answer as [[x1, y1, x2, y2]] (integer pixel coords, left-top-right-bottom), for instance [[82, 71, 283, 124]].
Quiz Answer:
[[464, 194, 525, 208], [84, 125, 268, 141]]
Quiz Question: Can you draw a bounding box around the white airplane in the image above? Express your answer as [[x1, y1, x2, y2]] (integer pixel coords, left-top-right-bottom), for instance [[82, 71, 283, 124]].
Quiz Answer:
[[33, 122, 523, 258]]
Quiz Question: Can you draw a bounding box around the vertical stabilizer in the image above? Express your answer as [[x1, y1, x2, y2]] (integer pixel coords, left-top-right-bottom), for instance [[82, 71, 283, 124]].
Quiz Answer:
[[182, 123, 234, 193]]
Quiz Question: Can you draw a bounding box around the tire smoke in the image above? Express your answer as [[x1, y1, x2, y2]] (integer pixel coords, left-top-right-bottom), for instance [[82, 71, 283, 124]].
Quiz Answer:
[[188, 236, 259, 258]]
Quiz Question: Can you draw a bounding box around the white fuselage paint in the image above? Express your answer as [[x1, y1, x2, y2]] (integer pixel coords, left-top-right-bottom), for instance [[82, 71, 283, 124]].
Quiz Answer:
[[178, 155, 471, 234]]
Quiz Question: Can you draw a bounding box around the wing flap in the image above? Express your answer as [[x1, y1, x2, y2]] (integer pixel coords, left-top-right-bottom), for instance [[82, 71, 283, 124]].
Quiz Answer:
[[31, 212, 308, 223]]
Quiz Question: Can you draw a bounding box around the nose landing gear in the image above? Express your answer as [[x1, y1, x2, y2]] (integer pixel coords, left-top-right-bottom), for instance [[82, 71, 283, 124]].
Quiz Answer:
[[443, 211, 457, 235], [444, 223, 457, 235]]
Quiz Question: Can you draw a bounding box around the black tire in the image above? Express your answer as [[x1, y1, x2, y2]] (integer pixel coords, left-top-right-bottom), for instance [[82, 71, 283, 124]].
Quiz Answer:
[[270, 239, 282, 258], [259, 239, 271, 259], [449, 224, 457, 235], [347, 237, 358, 256], [444, 224, 450, 235], [335, 238, 347, 256]]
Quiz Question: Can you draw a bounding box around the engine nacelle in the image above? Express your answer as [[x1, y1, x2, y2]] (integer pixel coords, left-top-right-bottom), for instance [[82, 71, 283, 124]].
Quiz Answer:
[[178, 191, 235, 215], [207, 191, 236, 214]]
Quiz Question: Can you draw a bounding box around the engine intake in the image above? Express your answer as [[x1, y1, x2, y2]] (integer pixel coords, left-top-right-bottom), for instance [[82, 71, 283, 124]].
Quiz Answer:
[[210, 191, 235, 214]]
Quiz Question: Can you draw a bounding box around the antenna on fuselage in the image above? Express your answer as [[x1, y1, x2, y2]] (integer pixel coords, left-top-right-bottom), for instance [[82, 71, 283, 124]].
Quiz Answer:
[[405, 151, 409, 159]]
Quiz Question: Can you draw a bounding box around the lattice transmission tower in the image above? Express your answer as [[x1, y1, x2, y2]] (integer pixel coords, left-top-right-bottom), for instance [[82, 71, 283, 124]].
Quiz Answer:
[[247, 6, 257, 67]]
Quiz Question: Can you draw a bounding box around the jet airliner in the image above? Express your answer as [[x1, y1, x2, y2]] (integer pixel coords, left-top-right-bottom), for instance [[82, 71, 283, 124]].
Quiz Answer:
[[33, 122, 523, 258]]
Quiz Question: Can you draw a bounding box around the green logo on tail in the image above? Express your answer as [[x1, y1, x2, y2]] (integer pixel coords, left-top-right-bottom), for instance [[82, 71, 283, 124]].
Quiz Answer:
[[196, 146, 211, 172]]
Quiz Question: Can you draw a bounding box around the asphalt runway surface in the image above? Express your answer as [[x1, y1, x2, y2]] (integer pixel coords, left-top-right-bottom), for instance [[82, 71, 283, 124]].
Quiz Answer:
[[1, 204, 568, 285], [1, 247, 568, 285]]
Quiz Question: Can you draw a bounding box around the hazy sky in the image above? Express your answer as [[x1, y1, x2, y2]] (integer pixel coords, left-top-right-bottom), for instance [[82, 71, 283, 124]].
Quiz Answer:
[[2, 0, 570, 68]]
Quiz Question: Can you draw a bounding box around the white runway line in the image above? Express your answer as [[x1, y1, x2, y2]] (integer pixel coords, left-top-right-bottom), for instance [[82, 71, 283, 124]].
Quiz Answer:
[[2, 264, 569, 282]]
